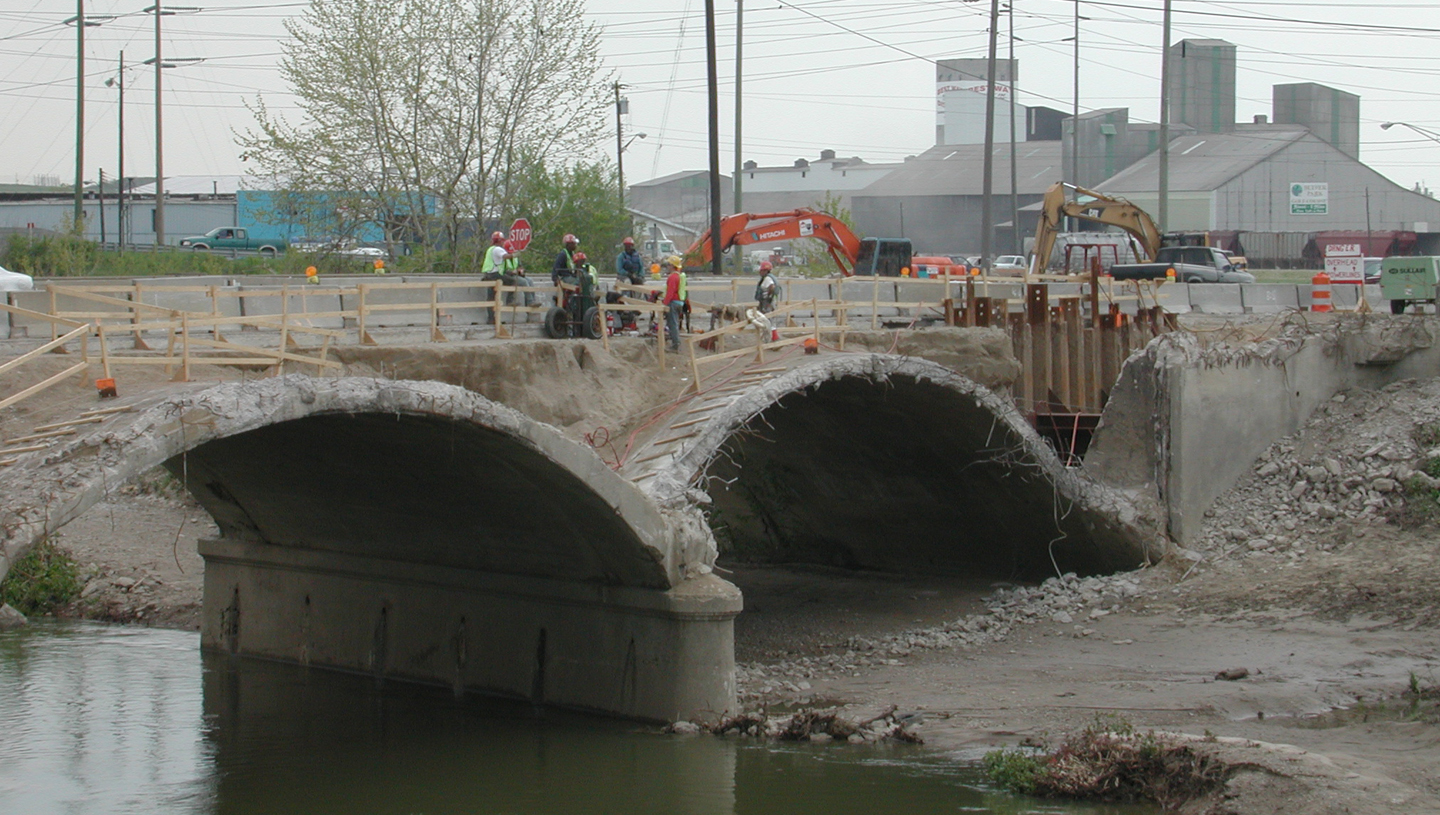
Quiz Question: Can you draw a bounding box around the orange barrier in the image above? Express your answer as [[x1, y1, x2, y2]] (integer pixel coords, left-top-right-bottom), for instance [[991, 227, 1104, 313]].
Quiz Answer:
[[1310, 272, 1332, 313]]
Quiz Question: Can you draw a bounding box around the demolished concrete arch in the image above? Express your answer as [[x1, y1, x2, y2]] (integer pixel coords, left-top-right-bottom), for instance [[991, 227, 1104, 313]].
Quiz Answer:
[[0, 376, 738, 722], [1, 376, 719, 588], [631, 354, 1163, 578]]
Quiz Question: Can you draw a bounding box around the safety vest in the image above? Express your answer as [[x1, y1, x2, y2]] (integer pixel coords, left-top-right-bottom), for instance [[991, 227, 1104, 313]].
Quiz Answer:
[[678, 271, 688, 301], [481, 245, 503, 274]]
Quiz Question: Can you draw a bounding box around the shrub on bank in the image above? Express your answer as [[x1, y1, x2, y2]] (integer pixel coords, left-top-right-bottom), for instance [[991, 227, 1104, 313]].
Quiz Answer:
[[984, 716, 1226, 808], [0, 541, 81, 615]]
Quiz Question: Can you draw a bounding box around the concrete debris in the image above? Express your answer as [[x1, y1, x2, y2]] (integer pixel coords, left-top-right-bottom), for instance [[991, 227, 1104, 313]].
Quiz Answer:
[[736, 570, 1146, 702], [1193, 377, 1440, 557]]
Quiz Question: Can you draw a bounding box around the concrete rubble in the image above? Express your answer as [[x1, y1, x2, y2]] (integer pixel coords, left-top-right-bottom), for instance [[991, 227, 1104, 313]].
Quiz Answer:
[[736, 570, 1146, 702], [1192, 377, 1440, 560]]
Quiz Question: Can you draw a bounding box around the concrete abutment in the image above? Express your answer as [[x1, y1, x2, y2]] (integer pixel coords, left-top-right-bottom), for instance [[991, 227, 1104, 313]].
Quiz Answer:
[[200, 537, 740, 722]]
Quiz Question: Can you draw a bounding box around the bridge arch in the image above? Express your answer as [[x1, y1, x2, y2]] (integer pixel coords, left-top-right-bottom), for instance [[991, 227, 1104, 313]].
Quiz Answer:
[[0, 376, 736, 722], [626, 354, 1161, 579]]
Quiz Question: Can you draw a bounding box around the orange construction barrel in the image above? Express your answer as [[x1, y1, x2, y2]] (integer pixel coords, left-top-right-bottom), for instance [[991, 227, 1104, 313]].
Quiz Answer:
[[1311, 271, 1332, 312]]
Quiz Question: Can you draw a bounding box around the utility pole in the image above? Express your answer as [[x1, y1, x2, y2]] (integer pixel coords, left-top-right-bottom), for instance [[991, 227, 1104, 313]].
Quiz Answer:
[[704, 0, 722, 275], [1158, 0, 1171, 233], [1008, 1, 1019, 255], [614, 81, 626, 212], [74, 0, 85, 230], [981, 0, 1000, 273], [118, 51, 125, 251], [99, 168, 106, 243], [153, 0, 165, 247], [1071, 1, 1080, 198], [732, 0, 743, 276]]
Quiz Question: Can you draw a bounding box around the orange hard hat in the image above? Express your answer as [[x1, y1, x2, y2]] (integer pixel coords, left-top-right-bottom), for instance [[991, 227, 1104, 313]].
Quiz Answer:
[[574, 251, 587, 263], [622, 236, 635, 246], [491, 231, 504, 244], [759, 260, 772, 271]]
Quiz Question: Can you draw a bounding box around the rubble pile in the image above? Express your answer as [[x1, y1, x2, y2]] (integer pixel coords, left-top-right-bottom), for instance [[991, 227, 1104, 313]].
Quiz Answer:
[[1195, 379, 1440, 556], [736, 571, 1146, 702]]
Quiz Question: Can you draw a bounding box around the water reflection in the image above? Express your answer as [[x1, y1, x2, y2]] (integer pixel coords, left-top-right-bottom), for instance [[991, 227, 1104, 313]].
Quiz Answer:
[[1, 621, 1153, 815]]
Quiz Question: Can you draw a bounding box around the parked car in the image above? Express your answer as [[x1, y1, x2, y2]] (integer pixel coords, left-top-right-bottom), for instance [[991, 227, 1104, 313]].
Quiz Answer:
[[1364, 257, 1382, 285], [340, 244, 386, 260], [289, 235, 344, 253], [290, 236, 386, 260], [992, 255, 1028, 274], [178, 227, 286, 255], [0, 264, 34, 291], [1109, 245, 1255, 284]]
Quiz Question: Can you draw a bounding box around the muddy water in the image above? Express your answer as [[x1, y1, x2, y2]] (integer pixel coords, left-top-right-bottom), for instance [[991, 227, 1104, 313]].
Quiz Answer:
[[0, 621, 1153, 815]]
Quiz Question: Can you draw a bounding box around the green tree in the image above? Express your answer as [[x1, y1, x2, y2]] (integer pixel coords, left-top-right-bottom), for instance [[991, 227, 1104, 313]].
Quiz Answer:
[[504, 159, 628, 276], [239, 0, 612, 271]]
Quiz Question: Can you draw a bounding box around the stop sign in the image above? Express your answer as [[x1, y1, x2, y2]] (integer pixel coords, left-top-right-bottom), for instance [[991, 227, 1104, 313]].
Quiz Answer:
[[508, 218, 532, 252]]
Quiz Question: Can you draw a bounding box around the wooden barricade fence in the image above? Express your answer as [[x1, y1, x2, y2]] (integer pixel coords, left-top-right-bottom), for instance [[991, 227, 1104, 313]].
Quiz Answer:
[[10, 273, 1177, 418]]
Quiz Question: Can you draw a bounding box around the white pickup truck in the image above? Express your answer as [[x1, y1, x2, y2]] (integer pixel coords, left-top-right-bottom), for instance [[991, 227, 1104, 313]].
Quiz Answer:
[[1109, 246, 1255, 284]]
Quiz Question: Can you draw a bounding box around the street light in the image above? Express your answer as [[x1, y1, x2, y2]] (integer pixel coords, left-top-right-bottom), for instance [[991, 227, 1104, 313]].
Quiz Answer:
[[104, 53, 134, 251], [1380, 121, 1440, 145]]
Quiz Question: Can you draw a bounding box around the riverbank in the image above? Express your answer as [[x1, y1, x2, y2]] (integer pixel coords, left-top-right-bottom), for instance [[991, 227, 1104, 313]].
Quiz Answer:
[[35, 474, 1439, 813], [7, 336, 1435, 813]]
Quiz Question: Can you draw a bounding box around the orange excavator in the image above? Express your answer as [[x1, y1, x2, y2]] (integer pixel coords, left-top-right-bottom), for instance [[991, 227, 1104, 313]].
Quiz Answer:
[[682, 209, 956, 277]]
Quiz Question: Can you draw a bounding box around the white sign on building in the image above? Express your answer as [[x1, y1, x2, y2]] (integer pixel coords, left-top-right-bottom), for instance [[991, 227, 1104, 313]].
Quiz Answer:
[[1290, 182, 1328, 215]]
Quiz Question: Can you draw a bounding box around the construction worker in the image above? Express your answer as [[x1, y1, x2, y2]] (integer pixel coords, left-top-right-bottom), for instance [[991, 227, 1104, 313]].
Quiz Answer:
[[662, 256, 684, 351], [616, 237, 645, 286], [503, 240, 537, 306], [481, 231, 508, 277], [755, 260, 778, 313], [552, 233, 580, 287], [574, 252, 599, 289]]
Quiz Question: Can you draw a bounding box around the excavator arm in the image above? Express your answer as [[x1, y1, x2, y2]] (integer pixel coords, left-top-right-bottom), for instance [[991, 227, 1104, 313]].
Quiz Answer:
[[683, 209, 863, 276], [1029, 182, 1162, 275]]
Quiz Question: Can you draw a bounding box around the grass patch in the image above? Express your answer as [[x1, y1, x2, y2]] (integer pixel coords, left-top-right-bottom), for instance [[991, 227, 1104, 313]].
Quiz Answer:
[[984, 716, 1227, 809], [1, 540, 82, 615]]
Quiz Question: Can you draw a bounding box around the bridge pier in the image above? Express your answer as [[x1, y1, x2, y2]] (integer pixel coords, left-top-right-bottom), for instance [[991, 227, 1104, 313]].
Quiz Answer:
[[200, 537, 741, 723]]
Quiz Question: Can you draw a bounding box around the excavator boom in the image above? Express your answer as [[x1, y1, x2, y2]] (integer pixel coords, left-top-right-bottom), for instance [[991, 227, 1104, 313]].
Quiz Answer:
[[1030, 182, 1162, 275], [683, 209, 863, 276]]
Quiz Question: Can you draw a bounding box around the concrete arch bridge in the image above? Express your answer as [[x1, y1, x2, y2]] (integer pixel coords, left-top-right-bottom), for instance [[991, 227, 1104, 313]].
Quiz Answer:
[[0, 357, 1156, 722]]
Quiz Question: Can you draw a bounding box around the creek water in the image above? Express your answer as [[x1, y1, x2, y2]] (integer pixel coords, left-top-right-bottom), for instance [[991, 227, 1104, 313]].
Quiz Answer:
[[0, 620, 1154, 815]]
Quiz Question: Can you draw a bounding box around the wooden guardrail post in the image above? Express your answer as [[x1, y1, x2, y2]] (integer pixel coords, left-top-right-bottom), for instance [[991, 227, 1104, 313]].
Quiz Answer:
[[174, 312, 192, 382], [429, 282, 445, 342], [276, 284, 291, 375]]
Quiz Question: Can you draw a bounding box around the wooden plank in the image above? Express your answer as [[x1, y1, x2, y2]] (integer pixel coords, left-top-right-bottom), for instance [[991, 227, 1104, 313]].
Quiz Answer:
[[0, 443, 50, 454], [0, 300, 88, 329], [632, 449, 676, 465], [1056, 306, 1071, 411], [652, 430, 700, 446], [30, 416, 106, 432], [78, 405, 135, 418], [668, 415, 713, 429], [0, 324, 92, 378], [2, 424, 81, 444], [0, 362, 86, 412]]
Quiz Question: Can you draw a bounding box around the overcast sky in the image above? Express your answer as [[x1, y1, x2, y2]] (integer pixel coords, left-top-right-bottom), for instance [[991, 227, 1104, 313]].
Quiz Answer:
[[3, 0, 1440, 194]]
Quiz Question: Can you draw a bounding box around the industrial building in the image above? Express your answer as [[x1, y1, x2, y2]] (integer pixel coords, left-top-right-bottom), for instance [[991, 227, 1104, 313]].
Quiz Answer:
[[626, 150, 906, 245], [851, 142, 1062, 256]]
